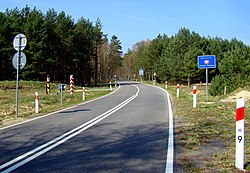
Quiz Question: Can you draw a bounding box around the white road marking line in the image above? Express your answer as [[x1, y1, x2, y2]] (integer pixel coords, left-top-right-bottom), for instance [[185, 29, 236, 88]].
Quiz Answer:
[[165, 91, 174, 173], [0, 84, 139, 173], [145, 84, 174, 173]]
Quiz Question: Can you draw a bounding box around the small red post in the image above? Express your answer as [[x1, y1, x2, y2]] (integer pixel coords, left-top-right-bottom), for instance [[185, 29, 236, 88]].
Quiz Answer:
[[193, 86, 197, 108], [34, 92, 38, 113], [236, 98, 245, 170], [176, 84, 180, 97]]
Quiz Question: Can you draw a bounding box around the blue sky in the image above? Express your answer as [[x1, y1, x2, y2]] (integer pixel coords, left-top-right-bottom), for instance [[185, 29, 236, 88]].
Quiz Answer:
[[1, 0, 250, 53]]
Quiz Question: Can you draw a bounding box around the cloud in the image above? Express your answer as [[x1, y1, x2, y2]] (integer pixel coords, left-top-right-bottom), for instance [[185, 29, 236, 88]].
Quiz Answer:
[[120, 13, 157, 25]]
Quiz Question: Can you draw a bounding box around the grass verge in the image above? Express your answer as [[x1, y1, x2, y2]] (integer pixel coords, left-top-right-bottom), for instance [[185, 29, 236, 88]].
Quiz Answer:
[[0, 81, 112, 127], [157, 83, 250, 172]]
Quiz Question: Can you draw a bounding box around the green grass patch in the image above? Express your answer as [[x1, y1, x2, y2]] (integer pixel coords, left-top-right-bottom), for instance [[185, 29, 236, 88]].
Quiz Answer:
[[0, 80, 112, 126], [156, 83, 250, 172]]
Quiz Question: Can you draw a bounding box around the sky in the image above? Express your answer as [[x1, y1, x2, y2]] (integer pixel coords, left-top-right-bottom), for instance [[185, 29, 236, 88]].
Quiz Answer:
[[1, 0, 250, 53]]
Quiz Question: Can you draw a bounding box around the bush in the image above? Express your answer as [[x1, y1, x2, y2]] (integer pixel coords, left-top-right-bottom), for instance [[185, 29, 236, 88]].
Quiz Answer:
[[209, 75, 241, 96], [209, 75, 227, 96]]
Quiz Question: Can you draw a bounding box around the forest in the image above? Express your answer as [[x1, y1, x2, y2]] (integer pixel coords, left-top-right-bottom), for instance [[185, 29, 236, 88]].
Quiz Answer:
[[1, 6, 250, 96], [0, 6, 123, 86], [122, 28, 250, 96]]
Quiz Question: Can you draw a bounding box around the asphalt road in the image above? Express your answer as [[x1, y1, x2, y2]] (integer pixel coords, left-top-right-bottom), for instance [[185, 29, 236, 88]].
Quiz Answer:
[[0, 81, 173, 173]]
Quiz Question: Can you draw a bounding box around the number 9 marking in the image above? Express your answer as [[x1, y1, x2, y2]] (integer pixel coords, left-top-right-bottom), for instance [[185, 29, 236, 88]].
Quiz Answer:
[[238, 136, 243, 143]]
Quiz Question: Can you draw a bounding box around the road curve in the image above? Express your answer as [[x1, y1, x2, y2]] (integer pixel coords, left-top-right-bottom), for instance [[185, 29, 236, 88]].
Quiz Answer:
[[0, 81, 174, 173]]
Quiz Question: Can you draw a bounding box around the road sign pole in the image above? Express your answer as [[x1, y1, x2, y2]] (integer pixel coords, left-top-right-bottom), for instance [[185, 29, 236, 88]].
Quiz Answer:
[[15, 36, 21, 118], [13, 33, 27, 119], [61, 84, 63, 106], [197, 55, 216, 102], [206, 68, 208, 102]]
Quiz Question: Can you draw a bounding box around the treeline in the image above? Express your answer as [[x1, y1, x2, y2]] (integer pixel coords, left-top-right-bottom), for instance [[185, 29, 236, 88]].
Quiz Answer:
[[122, 28, 250, 95], [0, 6, 123, 85]]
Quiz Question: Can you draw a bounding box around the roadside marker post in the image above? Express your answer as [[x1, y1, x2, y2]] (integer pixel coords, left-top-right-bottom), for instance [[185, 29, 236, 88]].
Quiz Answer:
[[34, 92, 38, 113], [236, 98, 245, 171], [193, 86, 197, 108], [165, 81, 168, 89], [70, 75, 74, 95], [109, 82, 112, 91], [176, 84, 180, 98], [82, 87, 86, 101], [46, 75, 50, 94]]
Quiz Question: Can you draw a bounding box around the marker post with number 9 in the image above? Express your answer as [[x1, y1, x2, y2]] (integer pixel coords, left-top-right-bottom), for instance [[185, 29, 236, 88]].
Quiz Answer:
[[236, 98, 245, 170]]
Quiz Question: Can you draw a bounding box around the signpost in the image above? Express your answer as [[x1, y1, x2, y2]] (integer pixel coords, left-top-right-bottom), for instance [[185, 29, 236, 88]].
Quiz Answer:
[[197, 55, 216, 101], [12, 33, 27, 118], [139, 68, 144, 76], [139, 68, 144, 82]]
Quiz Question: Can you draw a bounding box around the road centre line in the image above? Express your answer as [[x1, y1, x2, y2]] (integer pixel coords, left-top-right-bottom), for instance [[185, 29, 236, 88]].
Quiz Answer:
[[0, 84, 139, 173]]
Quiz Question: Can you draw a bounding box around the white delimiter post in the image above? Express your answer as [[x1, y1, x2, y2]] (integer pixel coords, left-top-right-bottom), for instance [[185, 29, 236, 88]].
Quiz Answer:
[[165, 81, 168, 89], [236, 98, 245, 171], [109, 82, 112, 91], [82, 87, 86, 101], [193, 86, 197, 108], [176, 84, 180, 97], [34, 92, 38, 113]]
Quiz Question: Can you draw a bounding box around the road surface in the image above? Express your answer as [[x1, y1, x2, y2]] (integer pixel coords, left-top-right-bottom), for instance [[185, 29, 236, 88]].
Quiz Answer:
[[0, 82, 174, 173]]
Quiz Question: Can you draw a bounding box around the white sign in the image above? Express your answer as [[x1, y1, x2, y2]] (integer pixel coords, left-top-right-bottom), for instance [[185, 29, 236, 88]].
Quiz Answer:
[[12, 52, 26, 69], [13, 33, 27, 51], [139, 68, 144, 76]]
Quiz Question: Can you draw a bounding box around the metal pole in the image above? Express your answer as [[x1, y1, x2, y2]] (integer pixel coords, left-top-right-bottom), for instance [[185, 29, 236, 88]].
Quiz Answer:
[[206, 68, 208, 102], [15, 36, 21, 119], [61, 85, 63, 106]]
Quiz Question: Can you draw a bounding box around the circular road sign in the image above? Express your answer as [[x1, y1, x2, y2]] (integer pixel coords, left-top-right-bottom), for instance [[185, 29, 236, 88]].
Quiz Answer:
[[13, 33, 27, 51], [12, 52, 27, 69]]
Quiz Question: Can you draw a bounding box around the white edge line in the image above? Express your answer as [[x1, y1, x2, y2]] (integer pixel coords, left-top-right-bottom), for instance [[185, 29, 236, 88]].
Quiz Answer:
[[0, 85, 121, 131], [145, 84, 174, 173]]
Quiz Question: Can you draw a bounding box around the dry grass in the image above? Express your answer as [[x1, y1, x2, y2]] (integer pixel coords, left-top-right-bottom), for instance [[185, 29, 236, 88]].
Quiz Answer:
[[159, 83, 250, 172], [0, 81, 111, 127]]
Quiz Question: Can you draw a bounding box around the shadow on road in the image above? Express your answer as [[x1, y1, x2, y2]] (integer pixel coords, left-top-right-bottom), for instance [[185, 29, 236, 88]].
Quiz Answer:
[[17, 122, 169, 173], [59, 109, 92, 114]]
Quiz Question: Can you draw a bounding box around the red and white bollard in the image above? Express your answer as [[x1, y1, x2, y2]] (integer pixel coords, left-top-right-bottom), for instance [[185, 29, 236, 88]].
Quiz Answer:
[[236, 98, 245, 170], [70, 75, 74, 95], [176, 84, 180, 97], [82, 87, 86, 101], [34, 92, 38, 113], [193, 86, 197, 108]]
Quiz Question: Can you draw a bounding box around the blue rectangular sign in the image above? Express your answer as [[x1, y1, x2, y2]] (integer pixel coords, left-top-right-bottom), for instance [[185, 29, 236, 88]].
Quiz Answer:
[[139, 68, 144, 76], [198, 55, 216, 68]]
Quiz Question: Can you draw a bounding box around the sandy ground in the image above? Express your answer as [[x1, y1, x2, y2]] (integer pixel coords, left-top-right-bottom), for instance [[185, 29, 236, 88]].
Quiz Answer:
[[221, 90, 250, 102]]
